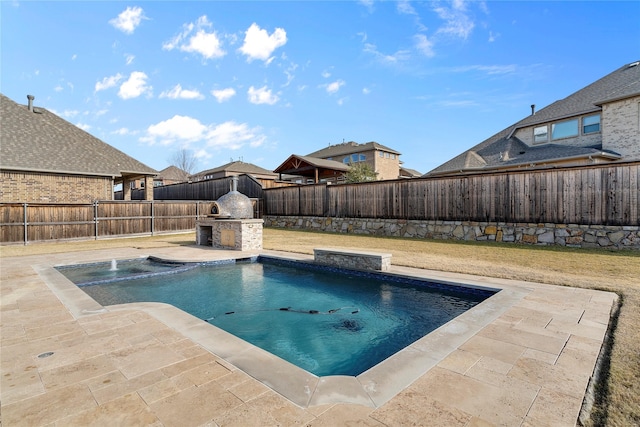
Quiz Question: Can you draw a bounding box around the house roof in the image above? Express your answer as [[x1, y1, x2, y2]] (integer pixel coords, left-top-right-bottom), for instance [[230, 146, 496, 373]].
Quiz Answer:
[[399, 166, 422, 177], [512, 61, 640, 130], [273, 155, 349, 182], [0, 93, 156, 178], [193, 161, 277, 178], [307, 141, 401, 159], [156, 166, 188, 181], [426, 61, 639, 176]]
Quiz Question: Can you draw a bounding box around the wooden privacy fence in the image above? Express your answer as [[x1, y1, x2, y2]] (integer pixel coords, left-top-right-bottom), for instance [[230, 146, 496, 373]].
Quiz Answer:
[[117, 174, 267, 200], [0, 200, 216, 244], [263, 163, 640, 226]]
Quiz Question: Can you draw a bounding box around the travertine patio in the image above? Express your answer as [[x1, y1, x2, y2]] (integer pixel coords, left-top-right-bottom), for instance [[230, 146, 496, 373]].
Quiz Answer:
[[1, 245, 616, 426]]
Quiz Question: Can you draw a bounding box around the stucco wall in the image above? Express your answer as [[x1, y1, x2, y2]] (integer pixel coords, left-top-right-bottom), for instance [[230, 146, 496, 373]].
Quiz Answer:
[[0, 171, 113, 203], [602, 95, 640, 159]]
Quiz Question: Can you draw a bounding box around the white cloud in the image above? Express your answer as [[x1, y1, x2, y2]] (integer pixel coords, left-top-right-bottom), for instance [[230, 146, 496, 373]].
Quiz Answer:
[[239, 23, 287, 63], [414, 34, 435, 57], [362, 87, 371, 95], [163, 16, 225, 60], [71, 54, 77, 60], [205, 121, 266, 149], [324, 79, 345, 94], [358, 0, 374, 13], [118, 71, 151, 99], [140, 115, 266, 151], [433, 1, 475, 39], [159, 84, 205, 100], [62, 110, 79, 118], [211, 88, 236, 103], [54, 85, 63, 92], [112, 127, 137, 136], [95, 73, 124, 92], [141, 115, 208, 145], [247, 86, 279, 105], [76, 123, 91, 131], [109, 6, 146, 35], [363, 43, 411, 64], [125, 54, 135, 65], [397, 1, 416, 15], [452, 64, 518, 75]]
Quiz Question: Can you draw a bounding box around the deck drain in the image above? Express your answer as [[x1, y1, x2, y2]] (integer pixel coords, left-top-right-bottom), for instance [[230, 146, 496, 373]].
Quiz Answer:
[[37, 352, 54, 358]]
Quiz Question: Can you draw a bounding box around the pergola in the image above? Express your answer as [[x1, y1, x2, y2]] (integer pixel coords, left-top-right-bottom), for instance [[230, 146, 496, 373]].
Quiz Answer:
[[273, 155, 349, 184]]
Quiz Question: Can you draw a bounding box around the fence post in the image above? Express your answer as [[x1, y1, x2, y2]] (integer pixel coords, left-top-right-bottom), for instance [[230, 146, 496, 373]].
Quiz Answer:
[[151, 200, 155, 236], [23, 203, 28, 245], [94, 201, 99, 240]]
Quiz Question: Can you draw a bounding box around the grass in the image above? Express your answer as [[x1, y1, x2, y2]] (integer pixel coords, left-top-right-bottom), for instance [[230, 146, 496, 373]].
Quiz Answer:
[[2, 229, 639, 426]]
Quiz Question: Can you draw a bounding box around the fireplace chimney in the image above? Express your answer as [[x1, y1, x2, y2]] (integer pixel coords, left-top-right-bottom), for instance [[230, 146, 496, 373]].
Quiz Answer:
[[27, 95, 35, 112]]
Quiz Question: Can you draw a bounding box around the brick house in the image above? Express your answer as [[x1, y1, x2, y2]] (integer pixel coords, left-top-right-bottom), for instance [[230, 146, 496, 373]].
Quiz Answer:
[[426, 61, 640, 176], [153, 166, 189, 187], [0, 94, 157, 203], [191, 160, 278, 182], [307, 141, 402, 181]]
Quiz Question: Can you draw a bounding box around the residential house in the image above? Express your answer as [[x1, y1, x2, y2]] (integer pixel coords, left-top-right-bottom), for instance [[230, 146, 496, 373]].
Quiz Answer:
[[191, 160, 284, 188], [426, 61, 640, 177], [0, 94, 157, 203], [154, 166, 189, 187], [192, 160, 277, 181], [306, 141, 402, 181], [399, 166, 422, 179]]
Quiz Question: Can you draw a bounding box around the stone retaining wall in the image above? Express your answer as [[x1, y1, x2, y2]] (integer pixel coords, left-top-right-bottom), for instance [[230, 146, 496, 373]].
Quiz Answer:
[[264, 215, 640, 250], [314, 248, 391, 271]]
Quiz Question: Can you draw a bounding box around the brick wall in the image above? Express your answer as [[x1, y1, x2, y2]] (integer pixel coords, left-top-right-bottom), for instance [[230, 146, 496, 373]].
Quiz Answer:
[[0, 171, 113, 203], [372, 150, 400, 180], [602, 95, 640, 159]]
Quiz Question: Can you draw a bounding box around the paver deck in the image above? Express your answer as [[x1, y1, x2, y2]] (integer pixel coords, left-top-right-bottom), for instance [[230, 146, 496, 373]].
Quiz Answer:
[[1, 245, 616, 426]]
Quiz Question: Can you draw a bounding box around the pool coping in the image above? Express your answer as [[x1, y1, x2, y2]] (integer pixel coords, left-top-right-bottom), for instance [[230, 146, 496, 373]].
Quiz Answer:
[[37, 250, 531, 408]]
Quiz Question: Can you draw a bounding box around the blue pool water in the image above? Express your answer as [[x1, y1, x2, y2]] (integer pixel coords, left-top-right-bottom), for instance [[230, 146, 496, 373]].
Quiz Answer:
[[58, 257, 495, 376]]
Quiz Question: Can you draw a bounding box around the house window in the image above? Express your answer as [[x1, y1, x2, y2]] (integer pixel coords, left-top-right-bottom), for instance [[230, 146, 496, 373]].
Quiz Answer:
[[391, 154, 396, 160], [583, 114, 600, 134], [551, 119, 579, 140], [379, 152, 384, 157], [534, 125, 548, 143], [385, 152, 390, 158], [359, 154, 366, 161]]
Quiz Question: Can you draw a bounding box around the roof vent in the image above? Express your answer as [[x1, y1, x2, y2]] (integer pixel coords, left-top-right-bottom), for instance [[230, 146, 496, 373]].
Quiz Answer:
[[629, 61, 640, 68], [27, 94, 35, 112], [531, 104, 536, 115]]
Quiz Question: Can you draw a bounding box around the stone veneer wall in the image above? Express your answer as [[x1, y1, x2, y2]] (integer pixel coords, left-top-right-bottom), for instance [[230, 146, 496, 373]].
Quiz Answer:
[[264, 215, 640, 250]]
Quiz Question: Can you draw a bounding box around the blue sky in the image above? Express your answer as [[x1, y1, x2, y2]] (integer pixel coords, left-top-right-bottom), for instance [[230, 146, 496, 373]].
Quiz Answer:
[[2, 1, 638, 175]]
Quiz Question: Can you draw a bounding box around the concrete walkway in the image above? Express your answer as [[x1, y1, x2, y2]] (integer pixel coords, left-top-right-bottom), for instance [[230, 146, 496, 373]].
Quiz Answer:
[[1, 245, 616, 426]]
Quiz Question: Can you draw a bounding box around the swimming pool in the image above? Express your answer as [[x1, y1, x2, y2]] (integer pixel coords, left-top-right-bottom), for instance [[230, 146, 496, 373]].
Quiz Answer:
[[58, 256, 495, 377]]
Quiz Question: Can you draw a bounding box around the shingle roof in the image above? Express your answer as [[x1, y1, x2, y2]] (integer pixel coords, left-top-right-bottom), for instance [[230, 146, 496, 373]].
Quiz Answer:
[[156, 166, 188, 181], [399, 166, 422, 177], [307, 141, 401, 158], [194, 161, 277, 177], [426, 61, 639, 176], [0, 93, 156, 177]]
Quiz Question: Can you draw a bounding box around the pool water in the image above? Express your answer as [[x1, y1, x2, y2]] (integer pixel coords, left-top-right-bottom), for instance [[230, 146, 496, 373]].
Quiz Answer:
[[60, 257, 495, 377], [56, 257, 192, 286]]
